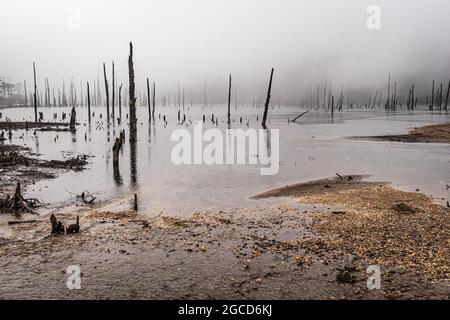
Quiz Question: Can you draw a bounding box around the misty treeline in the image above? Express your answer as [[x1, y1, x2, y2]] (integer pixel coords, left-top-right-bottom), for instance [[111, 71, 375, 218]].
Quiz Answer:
[[1, 60, 449, 113]]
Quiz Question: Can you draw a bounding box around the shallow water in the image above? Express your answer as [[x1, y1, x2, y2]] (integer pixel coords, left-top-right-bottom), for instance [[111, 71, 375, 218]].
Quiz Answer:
[[1, 105, 449, 215]]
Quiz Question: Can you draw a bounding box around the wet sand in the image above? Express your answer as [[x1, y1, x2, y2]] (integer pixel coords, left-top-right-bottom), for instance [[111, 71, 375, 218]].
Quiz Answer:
[[253, 175, 450, 283], [354, 122, 450, 143], [0, 176, 448, 299]]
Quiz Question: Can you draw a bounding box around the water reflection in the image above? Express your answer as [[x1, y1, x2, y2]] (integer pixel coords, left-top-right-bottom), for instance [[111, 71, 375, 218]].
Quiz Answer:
[[130, 138, 138, 189], [113, 164, 123, 186]]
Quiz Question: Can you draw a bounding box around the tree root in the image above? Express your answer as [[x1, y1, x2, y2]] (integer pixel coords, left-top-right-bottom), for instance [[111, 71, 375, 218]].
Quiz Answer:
[[1, 182, 40, 214]]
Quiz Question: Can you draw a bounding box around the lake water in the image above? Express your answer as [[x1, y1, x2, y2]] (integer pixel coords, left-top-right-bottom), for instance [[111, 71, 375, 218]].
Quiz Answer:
[[1, 105, 449, 215]]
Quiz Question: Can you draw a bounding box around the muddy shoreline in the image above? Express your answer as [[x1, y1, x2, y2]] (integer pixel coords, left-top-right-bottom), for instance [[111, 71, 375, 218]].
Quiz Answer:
[[0, 176, 448, 299]]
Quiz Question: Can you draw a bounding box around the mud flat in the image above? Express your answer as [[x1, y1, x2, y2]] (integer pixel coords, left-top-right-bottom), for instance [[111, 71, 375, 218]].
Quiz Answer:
[[0, 142, 89, 210], [0, 175, 448, 299], [353, 122, 450, 143]]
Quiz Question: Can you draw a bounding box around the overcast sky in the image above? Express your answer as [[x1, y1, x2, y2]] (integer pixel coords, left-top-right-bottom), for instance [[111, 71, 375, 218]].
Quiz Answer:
[[1, 0, 450, 102]]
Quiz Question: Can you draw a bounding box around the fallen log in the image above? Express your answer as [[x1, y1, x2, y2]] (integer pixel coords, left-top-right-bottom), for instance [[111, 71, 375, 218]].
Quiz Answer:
[[291, 110, 310, 122]]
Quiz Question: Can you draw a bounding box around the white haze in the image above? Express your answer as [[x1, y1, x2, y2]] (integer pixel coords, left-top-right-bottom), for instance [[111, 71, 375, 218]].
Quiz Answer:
[[1, 0, 450, 104]]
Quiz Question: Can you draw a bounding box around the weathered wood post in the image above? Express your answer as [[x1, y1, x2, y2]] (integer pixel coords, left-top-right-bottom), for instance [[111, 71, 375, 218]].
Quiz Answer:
[[33, 62, 38, 122], [87, 82, 91, 124], [261, 68, 274, 128], [103, 62, 110, 123], [227, 74, 232, 125]]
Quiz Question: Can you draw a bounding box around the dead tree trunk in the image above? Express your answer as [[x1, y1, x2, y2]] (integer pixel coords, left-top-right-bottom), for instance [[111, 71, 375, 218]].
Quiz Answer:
[[33, 62, 38, 122], [24, 80, 27, 107], [69, 107, 76, 131], [407, 87, 411, 108], [112, 61, 115, 122], [445, 80, 450, 111], [128, 42, 137, 142], [431, 80, 435, 109], [227, 74, 232, 125], [103, 62, 110, 123], [119, 84, 122, 122], [152, 82, 156, 121], [331, 96, 334, 116], [112, 137, 122, 169], [147, 78, 151, 120], [261, 68, 274, 128], [87, 82, 91, 124], [385, 74, 390, 109]]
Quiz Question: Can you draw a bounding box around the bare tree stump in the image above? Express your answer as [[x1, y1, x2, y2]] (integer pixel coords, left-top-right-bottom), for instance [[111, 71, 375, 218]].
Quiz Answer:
[[50, 214, 65, 235], [66, 216, 80, 234]]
